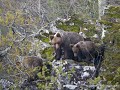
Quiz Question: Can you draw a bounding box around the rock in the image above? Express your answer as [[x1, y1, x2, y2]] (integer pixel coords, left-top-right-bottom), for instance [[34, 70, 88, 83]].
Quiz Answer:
[[74, 65, 82, 69], [0, 79, 14, 89], [79, 32, 87, 38], [89, 85, 97, 90], [52, 60, 98, 89], [93, 34, 99, 39], [81, 72, 90, 79], [63, 84, 78, 90], [83, 66, 95, 72], [0, 47, 11, 58]]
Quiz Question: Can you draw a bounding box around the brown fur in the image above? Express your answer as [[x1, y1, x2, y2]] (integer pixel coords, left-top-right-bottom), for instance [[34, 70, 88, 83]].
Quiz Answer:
[[16, 56, 43, 69], [49, 32, 84, 60], [70, 41, 96, 62], [16, 56, 43, 82]]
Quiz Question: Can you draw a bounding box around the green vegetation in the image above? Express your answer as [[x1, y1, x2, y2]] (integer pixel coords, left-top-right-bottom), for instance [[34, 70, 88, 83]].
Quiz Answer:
[[40, 47, 54, 61], [87, 6, 120, 88], [99, 6, 120, 85], [56, 14, 96, 37], [0, 0, 120, 89]]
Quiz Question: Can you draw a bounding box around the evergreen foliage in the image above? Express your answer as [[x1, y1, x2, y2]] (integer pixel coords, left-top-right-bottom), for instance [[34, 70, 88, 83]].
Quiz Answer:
[[0, 0, 120, 89], [99, 6, 120, 85]]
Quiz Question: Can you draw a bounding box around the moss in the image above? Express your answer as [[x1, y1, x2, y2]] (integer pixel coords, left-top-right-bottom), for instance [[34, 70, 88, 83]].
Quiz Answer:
[[5, 11, 15, 25], [0, 29, 14, 47], [0, 62, 3, 72], [0, 16, 4, 25], [0, 7, 3, 14], [0, 84, 2, 90]]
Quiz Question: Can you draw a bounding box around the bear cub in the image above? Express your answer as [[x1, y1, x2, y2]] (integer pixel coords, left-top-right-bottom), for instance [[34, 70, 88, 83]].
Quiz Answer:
[[70, 41, 96, 63], [16, 56, 43, 69]]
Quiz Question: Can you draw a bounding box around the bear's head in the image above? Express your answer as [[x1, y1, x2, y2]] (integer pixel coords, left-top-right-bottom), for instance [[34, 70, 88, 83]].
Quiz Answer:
[[70, 43, 80, 57], [49, 32, 62, 49], [49, 33, 63, 60]]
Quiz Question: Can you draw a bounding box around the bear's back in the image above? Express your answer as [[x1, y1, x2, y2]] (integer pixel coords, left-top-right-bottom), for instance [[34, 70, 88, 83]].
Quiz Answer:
[[61, 32, 84, 47], [78, 41, 95, 51], [22, 56, 43, 68]]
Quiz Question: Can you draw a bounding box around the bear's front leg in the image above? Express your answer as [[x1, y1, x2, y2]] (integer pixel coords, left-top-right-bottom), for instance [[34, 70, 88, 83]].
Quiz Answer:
[[55, 47, 62, 60], [63, 49, 74, 60]]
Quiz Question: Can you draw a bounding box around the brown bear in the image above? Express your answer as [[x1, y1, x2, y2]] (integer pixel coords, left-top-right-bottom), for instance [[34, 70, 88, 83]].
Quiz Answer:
[[70, 41, 105, 77], [49, 32, 84, 60], [16, 56, 43, 69], [16, 56, 43, 82], [70, 41, 96, 62]]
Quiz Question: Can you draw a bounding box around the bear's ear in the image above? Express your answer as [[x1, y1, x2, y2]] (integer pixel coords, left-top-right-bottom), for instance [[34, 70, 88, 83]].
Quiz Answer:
[[56, 33, 61, 37], [70, 44, 74, 48], [49, 35, 54, 40]]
